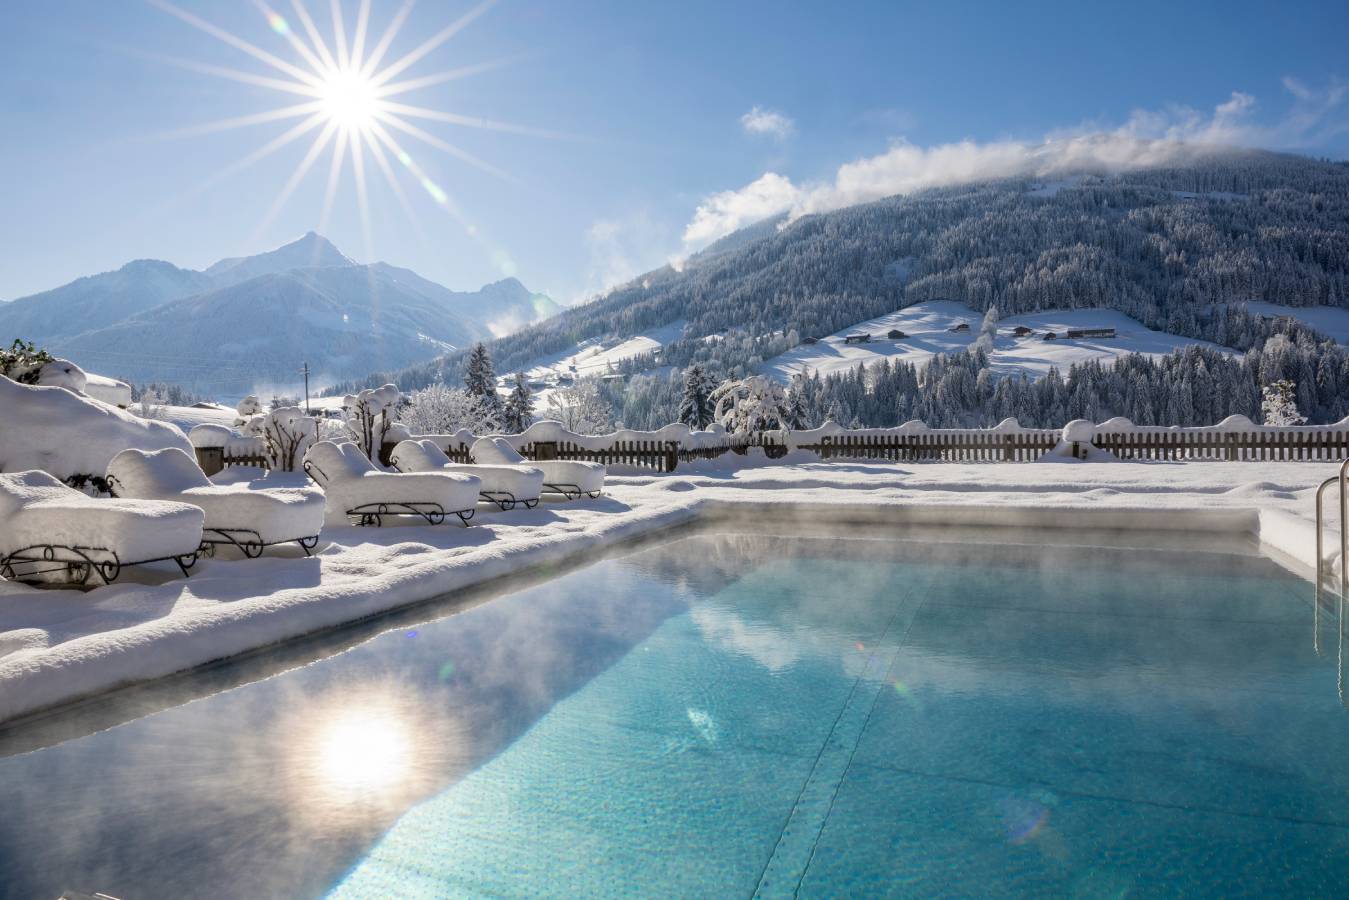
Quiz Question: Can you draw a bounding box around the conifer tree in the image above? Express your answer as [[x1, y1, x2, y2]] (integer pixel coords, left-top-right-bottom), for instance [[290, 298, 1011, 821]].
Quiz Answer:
[[464, 343, 503, 419], [503, 373, 534, 433], [678, 364, 714, 429]]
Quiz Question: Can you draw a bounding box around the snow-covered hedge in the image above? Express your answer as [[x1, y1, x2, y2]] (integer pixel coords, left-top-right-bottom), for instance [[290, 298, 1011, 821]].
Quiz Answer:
[[0, 376, 191, 480]]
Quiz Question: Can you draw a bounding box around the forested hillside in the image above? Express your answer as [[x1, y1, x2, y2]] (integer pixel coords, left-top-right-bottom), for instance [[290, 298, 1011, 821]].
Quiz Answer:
[[333, 150, 1349, 427]]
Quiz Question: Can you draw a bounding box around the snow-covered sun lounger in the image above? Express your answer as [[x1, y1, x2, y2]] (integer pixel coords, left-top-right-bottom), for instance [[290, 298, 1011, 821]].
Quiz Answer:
[[106, 448, 326, 558], [0, 470, 204, 587], [389, 439, 545, 511], [470, 437, 605, 500], [302, 440, 481, 526]]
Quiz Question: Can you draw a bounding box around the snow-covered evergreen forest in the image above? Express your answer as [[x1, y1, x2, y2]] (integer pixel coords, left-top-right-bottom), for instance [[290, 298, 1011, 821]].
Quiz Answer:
[[329, 151, 1349, 429]]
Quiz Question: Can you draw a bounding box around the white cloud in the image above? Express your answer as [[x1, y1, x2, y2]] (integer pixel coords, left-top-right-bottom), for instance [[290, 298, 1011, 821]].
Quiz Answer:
[[681, 172, 801, 247], [683, 81, 1348, 250], [740, 105, 795, 140]]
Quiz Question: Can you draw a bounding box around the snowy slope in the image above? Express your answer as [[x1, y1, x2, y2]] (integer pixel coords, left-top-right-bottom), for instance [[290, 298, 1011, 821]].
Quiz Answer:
[[763, 301, 1233, 382], [1240, 301, 1349, 345], [523, 321, 687, 381]]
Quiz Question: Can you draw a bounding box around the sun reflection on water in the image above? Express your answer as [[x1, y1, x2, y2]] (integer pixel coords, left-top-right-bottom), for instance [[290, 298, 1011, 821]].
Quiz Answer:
[[282, 686, 465, 832], [315, 708, 411, 797]]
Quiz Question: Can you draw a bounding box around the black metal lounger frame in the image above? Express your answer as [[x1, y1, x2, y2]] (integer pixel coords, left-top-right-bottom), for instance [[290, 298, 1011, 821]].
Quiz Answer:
[[541, 482, 603, 501], [304, 460, 475, 527], [198, 529, 322, 558], [105, 474, 322, 559], [387, 450, 540, 513], [0, 544, 197, 587]]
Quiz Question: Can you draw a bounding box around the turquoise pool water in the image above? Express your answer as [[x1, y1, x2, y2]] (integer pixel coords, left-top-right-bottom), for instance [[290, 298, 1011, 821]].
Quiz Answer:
[[1, 529, 1347, 897]]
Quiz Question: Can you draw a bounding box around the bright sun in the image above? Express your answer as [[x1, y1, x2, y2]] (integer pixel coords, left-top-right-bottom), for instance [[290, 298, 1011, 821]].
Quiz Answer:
[[318, 68, 378, 130], [148, 0, 551, 249]]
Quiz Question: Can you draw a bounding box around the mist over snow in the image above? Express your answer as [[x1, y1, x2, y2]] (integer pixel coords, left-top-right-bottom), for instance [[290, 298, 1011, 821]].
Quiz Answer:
[[683, 81, 1349, 249]]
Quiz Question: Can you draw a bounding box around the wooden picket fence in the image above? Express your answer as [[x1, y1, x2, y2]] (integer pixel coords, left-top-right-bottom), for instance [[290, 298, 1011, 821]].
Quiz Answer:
[[522, 440, 681, 473], [195, 447, 271, 476], [389, 424, 1349, 473], [801, 431, 1060, 462], [1096, 428, 1349, 462]]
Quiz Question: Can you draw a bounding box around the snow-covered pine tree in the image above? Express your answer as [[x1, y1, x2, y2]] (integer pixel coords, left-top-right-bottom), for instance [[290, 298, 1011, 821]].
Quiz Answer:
[[677, 364, 714, 429], [975, 305, 999, 352], [503, 373, 533, 433], [786, 374, 810, 429], [710, 375, 792, 438], [464, 343, 504, 419], [1261, 379, 1306, 426]]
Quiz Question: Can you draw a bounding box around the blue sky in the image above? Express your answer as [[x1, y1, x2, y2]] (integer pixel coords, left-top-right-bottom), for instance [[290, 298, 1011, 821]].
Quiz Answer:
[[2, 0, 1347, 304]]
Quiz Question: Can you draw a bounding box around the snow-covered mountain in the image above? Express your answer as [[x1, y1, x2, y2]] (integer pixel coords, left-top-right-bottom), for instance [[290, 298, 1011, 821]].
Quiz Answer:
[[0, 233, 557, 393], [330, 151, 1349, 428], [203, 231, 355, 287]]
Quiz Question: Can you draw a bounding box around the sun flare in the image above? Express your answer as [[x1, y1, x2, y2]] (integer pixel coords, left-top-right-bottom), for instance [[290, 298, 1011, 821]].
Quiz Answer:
[[147, 0, 547, 253]]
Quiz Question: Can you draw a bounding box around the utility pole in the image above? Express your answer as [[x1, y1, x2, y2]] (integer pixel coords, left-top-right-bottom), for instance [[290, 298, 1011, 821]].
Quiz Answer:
[[300, 361, 311, 414]]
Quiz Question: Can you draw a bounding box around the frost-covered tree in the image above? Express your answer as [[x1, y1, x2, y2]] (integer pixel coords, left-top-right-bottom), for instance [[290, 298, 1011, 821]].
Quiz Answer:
[[343, 384, 403, 460], [399, 383, 498, 434], [710, 375, 792, 439], [677, 364, 714, 429], [233, 395, 264, 426], [464, 343, 503, 420], [545, 377, 612, 434], [785, 374, 810, 429], [1262, 379, 1306, 426], [503, 373, 533, 433], [975, 306, 1000, 352], [243, 406, 318, 471], [137, 387, 167, 422]]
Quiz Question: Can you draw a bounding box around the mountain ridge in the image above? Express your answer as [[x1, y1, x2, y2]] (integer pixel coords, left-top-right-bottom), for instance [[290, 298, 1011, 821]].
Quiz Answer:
[[0, 233, 558, 394]]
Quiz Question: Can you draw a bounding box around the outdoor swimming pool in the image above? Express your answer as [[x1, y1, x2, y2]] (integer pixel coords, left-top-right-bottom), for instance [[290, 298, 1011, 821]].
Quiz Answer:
[[1, 525, 1346, 897]]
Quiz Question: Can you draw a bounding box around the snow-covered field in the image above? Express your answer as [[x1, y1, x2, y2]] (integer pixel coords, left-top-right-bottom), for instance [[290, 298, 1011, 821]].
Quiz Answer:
[[522, 320, 687, 383], [0, 456, 1334, 727], [1241, 301, 1349, 345], [763, 301, 1232, 382]]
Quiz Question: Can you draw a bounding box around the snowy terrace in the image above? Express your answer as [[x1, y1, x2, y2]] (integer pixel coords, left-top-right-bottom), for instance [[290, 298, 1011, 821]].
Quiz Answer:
[[0, 453, 1341, 729]]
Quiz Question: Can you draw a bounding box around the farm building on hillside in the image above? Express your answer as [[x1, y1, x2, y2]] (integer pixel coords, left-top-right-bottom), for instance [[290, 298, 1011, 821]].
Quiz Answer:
[[845, 334, 871, 344], [1011, 325, 1033, 337], [1066, 328, 1116, 339], [887, 329, 907, 339], [949, 323, 970, 333]]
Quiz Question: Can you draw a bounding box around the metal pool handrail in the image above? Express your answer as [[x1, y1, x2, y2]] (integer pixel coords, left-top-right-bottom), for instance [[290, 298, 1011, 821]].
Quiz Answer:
[[1313, 457, 1349, 707]]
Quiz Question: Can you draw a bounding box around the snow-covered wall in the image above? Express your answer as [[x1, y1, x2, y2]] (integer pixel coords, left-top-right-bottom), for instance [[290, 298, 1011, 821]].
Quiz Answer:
[[0, 376, 191, 479]]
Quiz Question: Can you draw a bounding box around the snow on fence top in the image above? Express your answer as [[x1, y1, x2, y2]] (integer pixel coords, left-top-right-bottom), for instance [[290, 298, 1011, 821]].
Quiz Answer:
[[399, 414, 1349, 468]]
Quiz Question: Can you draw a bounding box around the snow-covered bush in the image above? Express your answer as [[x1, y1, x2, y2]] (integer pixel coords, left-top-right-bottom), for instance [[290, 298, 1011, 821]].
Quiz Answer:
[[234, 395, 264, 426], [399, 383, 499, 435], [242, 406, 320, 471], [342, 384, 403, 460], [710, 375, 792, 440], [1261, 379, 1305, 426], [0, 339, 54, 385]]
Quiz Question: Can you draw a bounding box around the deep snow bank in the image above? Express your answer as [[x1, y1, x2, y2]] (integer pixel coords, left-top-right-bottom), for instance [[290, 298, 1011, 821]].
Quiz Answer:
[[0, 377, 191, 479]]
